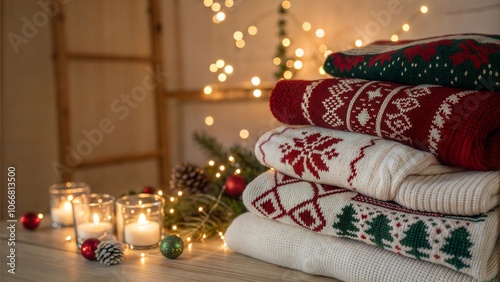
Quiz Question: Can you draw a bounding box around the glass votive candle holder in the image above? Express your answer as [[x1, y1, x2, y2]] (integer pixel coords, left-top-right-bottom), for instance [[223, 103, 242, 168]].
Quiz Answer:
[[72, 193, 115, 248], [49, 182, 91, 228], [116, 194, 164, 250]]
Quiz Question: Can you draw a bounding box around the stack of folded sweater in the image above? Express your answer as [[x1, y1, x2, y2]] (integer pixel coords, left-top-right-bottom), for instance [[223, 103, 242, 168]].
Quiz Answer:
[[225, 34, 500, 282]]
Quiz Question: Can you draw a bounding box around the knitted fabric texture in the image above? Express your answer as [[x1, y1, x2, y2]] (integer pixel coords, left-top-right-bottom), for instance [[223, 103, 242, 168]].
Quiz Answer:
[[269, 78, 500, 171], [226, 213, 482, 282], [323, 34, 500, 92], [242, 170, 500, 281]]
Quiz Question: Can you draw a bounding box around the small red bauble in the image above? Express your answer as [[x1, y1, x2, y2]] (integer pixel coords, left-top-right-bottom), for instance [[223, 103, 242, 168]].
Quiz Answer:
[[224, 175, 246, 197], [142, 186, 156, 194], [80, 238, 101, 261], [21, 212, 41, 230]]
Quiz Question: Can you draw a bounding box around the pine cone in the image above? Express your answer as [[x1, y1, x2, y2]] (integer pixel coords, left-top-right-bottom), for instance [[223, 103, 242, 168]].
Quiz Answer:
[[95, 241, 124, 266], [169, 162, 209, 195]]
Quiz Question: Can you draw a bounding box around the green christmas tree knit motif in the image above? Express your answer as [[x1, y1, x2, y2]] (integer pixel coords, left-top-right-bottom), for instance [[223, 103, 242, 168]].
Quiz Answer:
[[364, 214, 393, 249], [332, 205, 359, 238], [400, 220, 432, 260], [440, 227, 474, 270]]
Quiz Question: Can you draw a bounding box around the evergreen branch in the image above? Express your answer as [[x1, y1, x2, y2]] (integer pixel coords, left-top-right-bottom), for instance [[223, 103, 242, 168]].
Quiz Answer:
[[192, 131, 228, 162]]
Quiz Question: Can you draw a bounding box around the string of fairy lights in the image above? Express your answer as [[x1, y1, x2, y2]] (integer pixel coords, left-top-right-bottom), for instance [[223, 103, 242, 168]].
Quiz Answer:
[[199, 0, 430, 144]]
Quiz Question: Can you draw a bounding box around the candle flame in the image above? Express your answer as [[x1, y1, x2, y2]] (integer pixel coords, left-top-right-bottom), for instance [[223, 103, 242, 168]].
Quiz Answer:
[[63, 201, 72, 211], [93, 213, 100, 225], [138, 213, 148, 225]]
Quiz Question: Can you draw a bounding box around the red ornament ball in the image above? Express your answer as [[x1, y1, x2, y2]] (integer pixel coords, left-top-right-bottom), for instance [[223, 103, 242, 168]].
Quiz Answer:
[[21, 212, 42, 230], [81, 238, 101, 261], [224, 175, 246, 197], [142, 186, 156, 194]]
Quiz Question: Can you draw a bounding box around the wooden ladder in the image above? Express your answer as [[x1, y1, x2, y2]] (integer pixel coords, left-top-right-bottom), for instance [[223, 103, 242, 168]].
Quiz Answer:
[[51, 0, 170, 189]]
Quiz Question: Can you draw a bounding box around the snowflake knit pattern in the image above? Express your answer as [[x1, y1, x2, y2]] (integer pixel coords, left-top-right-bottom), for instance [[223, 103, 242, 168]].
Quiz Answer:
[[269, 78, 500, 171], [242, 170, 500, 281], [323, 34, 500, 92], [227, 213, 483, 282]]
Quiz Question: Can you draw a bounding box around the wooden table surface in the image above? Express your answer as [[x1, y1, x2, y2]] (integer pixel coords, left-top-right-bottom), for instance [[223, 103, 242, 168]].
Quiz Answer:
[[1, 217, 340, 282]]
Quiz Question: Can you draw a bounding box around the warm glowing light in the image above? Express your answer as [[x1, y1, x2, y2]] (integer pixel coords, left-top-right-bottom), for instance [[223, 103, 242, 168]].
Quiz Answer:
[[218, 73, 227, 82], [205, 116, 214, 126], [216, 59, 225, 68], [224, 65, 233, 74], [203, 85, 213, 95], [93, 213, 100, 225], [402, 23, 410, 32], [177, 191, 183, 196], [281, 0, 291, 9], [235, 169, 241, 174], [172, 225, 177, 231], [187, 237, 191, 242], [138, 214, 148, 225], [38, 213, 44, 219], [215, 12, 225, 21], [170, 197, 175, 202], [219, 165, 225, 171], [355, 39, 363, 47], [315, 29, 325, 38], [203, 0, 213, 7], [295, 48, 304, 57], [283, 70, 293, 79], [233, 31, 243, 40], [198, 207, 203, 212], [68, 195, 74, 201], [65, 235, 71, 241], [212, 15, 221, 24], [273, 57, 281, 65], [318, 44, 328, 53], [216, 172, 221, 178], [209, 64, 218, 72], [302, 22, 311, 31], [420, 5, 428, 13], [225, 0, 234, 7], [202, 234, 207, 239], [239, 129, 249, 139], [219, 232, 223, 236], [253, 89, 262, 97], [235, 39, 246, 48], [286, 59, 294, 68], [157, 190, 163, 196], [221, 235, 225, 240], [391, 34, 399, 42], [211, 2, 221, 12], [248, 25, 257, 35], [228, 156, 235, 162], [282, 38, 291, 47], [251, 76, 261, 86], [141, 253, 145, 258], [319, 66, 326, 75], [324, 50, 333, 57], [293, 60, 303, 69], [169, 208, 174, 214], [208, 160, 215, 166]]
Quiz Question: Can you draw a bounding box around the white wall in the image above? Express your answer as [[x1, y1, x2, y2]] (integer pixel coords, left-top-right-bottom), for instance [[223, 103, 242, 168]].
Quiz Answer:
[[2, 0, 500, 218]]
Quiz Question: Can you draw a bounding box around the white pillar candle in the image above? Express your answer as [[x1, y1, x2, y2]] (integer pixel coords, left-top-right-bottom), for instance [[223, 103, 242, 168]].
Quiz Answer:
[[124, 213, 160, 247], [77, 214, 114, 240], [51, 201, 74, 226]]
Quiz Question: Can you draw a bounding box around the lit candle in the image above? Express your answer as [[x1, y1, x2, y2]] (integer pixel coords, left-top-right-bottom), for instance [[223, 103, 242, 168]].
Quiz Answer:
[[51, 201, 74, 226], [77, 213, 113, 241], [124, 213, 160, 247]]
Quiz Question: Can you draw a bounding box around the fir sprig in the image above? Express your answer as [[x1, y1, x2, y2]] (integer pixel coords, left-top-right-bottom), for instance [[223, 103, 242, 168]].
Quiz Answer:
[[164, 131, 267, 241]]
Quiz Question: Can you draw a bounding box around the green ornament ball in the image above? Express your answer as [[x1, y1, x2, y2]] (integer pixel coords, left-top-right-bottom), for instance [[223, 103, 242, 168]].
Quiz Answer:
[[160, 235, 184, 259]]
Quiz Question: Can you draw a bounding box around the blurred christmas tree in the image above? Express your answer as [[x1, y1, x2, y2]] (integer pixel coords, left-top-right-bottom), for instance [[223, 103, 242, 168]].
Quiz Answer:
[[164, 131, 267, 241]]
